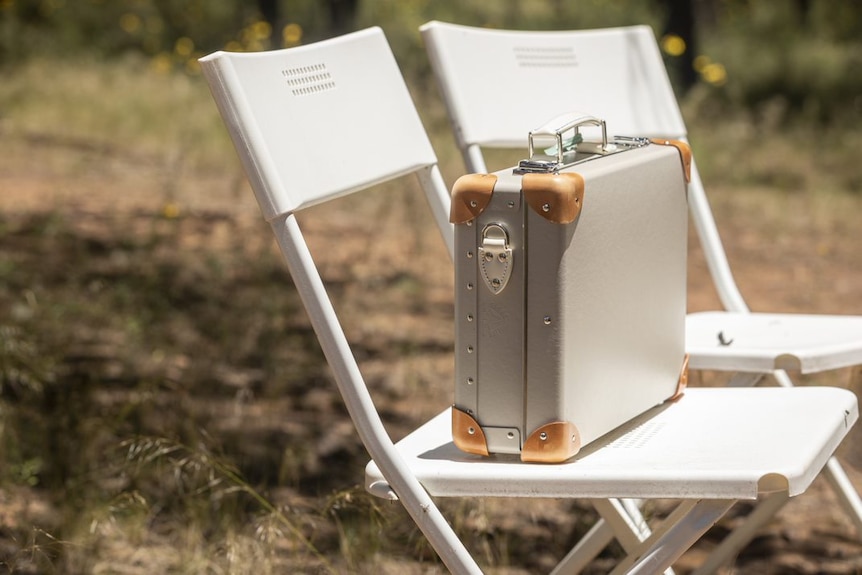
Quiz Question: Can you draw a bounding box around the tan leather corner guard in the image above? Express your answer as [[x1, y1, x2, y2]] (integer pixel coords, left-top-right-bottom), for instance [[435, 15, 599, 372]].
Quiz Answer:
[[650, 138, 692, 183], [522, 172, 585, 224], [521, 420, 581, 463], [669, 354, 690, 402], [450, 174, 497, 224], [451, 406, 490, 456]]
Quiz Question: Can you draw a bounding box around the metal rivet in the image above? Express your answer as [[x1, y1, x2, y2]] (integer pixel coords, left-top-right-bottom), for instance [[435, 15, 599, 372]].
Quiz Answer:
[[468, 427, 475, 435], [543, 316, 552, 325], [542, 203, 551, 212], [483, 252, 493, 262], [466, 314, 474, 322], [467, 251, 473, 259], [467, 377, 474, 385], [470, 200, 478, 208], [467, 283, 474, 290], [508, 201, 515, 208], [507, 431, 515, 439], [539, 432, 548, 441], [491, 278, 501, 287], [466, 220, 473, 227], [467, 345, 474, 353], [498, 253, 508, 262]]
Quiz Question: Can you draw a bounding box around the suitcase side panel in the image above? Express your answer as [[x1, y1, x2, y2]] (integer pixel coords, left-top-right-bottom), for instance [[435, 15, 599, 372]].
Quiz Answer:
[[523, 206, 582, 461], [454, 182, 526, 455], [453, 220, 479, 429], [523, 205, 574, 434], [553, 145, 688, 446]]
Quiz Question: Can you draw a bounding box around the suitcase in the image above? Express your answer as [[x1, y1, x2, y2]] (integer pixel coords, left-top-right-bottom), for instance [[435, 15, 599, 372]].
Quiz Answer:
[[450, 113, 692, 463]]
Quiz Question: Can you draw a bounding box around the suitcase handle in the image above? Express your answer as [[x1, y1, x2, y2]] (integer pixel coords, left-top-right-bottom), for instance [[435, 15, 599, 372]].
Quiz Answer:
[[528, 112, 610, 165]]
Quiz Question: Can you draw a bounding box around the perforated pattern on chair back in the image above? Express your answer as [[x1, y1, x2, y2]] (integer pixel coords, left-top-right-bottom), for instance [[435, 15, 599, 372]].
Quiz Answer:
[[201, 27, 437, 220]]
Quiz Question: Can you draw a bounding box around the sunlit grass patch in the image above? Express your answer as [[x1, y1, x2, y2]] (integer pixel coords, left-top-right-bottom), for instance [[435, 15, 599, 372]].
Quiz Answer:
[[0, 56, 236, 172]]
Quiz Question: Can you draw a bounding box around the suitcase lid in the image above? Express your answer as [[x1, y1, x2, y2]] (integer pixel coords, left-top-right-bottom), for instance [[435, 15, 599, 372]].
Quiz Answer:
[[450, 113, 691, 226]]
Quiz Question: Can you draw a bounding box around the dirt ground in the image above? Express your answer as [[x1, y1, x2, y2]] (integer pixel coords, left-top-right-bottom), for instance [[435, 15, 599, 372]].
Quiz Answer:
[[1, 132, 861, 573]]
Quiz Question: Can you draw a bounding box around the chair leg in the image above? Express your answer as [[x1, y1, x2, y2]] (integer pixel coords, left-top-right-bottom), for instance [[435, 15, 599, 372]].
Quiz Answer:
[[550, 518, 615, 575], [690, 491, 789, 575], [772, 369, 862, 537], [823, 456, 862, 537], [621, 498, 650, 538], [551, 498, 669, 575], [593, 499, 654, 553], [592, 499, 676, 575], [610, 499, 735, 575], [273, 217, 483, 575], [727, 372, 764, 387]]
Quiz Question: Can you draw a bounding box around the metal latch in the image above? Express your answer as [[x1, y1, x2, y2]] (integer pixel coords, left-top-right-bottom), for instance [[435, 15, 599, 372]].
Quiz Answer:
[[479, 224, 512, 295]]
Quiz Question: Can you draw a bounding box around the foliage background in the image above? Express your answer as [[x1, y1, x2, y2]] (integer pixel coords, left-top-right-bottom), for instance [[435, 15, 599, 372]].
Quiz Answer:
[[2, 0, 861, 122]]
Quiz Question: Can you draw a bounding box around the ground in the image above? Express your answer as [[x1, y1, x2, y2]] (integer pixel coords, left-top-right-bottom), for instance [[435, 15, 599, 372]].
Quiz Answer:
[[0, 125, 861, 573]]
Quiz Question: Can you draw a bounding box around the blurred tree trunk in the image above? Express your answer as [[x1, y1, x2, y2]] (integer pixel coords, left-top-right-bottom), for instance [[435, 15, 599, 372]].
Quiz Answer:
[[258, 0, 280, 29], [326, 0, 358, 35], [255, 0, 358, 40], [661, 0, 698, 93]]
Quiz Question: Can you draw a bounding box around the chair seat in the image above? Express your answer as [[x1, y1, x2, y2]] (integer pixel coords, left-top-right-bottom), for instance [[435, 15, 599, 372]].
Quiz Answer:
[[687, 312, 862, 373], [366, 387, 857, 501]]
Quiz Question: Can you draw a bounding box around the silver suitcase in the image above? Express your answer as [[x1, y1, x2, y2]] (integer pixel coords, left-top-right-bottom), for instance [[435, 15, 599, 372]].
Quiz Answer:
[[451, 113, 692, 463]]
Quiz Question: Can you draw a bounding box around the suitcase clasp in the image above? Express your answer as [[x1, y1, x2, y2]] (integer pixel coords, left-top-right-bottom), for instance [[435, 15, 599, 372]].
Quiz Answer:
[[479, 224, 512, 295]]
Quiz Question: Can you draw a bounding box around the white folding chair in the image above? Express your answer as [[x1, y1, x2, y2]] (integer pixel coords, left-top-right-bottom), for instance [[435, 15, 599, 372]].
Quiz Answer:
[[200, 27, 859, 574], [420, 19, 862, 564]]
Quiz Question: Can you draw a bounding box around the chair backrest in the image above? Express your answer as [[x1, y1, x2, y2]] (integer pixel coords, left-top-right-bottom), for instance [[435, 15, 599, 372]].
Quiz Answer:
[[200, 28, 479, 573], [200, 26, 452, 250], [421, 22, 685, 161], [421, 20, 748, 311]]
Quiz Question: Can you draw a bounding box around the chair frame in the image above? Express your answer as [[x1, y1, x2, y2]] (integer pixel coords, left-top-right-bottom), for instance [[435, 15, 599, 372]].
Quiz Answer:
[[419, 21, 862, 551], [200, 25, 859, 574], [200, 27, 484, 571]]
